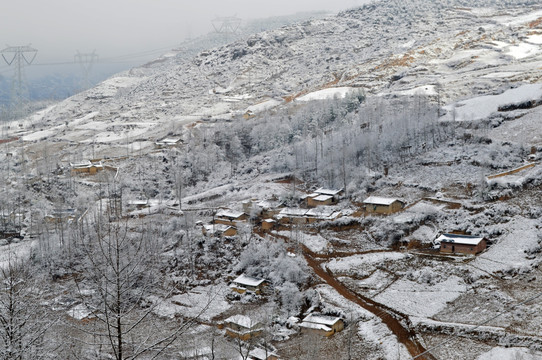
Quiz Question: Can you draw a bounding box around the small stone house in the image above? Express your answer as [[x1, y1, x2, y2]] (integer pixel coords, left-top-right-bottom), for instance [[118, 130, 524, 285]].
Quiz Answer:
[[202, 224, 237, 237], [154, 137, 182, 148], [230, 274, 267, 294], [70, 160, 104, 175], [306, 188, 343, 207], [261, 219, 276, 231], [215, 209, 247, 226], [307, 194, 334, 207], [363, 196, 405, 214], [305, 207, 341, 223], [438, 233, 487, 255], [224, 315, 263, 340], [299, 314, 344, 337]]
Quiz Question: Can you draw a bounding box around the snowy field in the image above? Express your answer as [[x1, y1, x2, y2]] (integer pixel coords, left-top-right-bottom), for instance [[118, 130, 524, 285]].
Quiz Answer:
[[442, 84, 542, 122], [152, 284, 231, 321], [325, 252, 409, 275], [373, 276, 467, 317], [0, 240, 38, 269], [472, 217, 539, 275]]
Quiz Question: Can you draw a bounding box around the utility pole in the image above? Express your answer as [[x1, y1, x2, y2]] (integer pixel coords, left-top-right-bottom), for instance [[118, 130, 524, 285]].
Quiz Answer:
[[1, 45, 38, 120], [74, 50, 98, 90]]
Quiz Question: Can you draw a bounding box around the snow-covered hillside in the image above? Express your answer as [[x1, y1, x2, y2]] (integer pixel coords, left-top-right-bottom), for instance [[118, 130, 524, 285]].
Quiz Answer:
[[1, 1, 542, 359]]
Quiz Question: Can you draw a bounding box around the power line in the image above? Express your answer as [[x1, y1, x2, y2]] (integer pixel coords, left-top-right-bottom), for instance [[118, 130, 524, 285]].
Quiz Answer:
[[74, 50, 98, 90], [1, 45, 38, 119]]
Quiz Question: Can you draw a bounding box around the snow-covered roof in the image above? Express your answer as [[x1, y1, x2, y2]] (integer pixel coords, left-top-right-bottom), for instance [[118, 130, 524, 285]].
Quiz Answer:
[[363, 196, 403, 206], [302, 313, 342, 326], [305, 207, 339, 219], [299, 321, 332, 332], [247, 347, 279, 360], [225, 314, 258, 329], [70, 160, 97, 168], [216, 209, 245, 219], [315, 188, 343, 196], [203, 224, 234, 233], [232, 274, 266, 287], [128, 199, 148, 205], [437, 233, 485, 246], [159, 137, 181, 144], [312, 194, 334, 202], [278, 208, 309, 217]]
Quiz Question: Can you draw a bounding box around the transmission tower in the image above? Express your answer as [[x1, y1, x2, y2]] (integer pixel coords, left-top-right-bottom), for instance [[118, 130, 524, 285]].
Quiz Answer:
[[1, 45, 37, 120], [74, 50, 99, 90], [211, 16, 242, 36]]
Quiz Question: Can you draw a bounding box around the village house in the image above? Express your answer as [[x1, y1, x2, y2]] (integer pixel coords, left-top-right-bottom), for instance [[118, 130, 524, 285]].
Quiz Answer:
[[306, 188, 343, 207], [202, 224, 237, 237], [127, 199, 149, 210], [261, 219, 276, 232], [230, 274, 267, 295], [306, 194, 334, 207], [70, 160, 104, 175], [45, 208, 77, 224], [305, 207, 341, 223], [363, 196, 405, 214], [243, 109, 256, 119], [154, 137, 182, 148], [299, 314, 344, 337], [224, 315, 263, 340], [438, 233, 487, 255], [215, 209, 247, 226], [243, 199, 283, 219], [276, 208, 309, 224]]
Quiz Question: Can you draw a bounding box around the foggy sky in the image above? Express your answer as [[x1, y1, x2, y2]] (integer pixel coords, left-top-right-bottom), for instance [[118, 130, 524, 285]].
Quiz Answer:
[[1, 0, 370, 67]]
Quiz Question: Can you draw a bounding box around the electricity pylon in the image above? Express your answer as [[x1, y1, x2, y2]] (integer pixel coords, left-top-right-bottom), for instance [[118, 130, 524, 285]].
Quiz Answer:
[[74, 50, 98, 90], [1, 45, 37, 120], [211, 16, 242, 36]]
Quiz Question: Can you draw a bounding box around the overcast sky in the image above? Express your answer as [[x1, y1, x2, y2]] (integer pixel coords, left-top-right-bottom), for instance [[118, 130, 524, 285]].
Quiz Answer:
[[0, 0, 371, 66]]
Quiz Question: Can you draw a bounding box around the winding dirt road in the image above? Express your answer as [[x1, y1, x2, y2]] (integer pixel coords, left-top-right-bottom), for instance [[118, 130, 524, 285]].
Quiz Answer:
[[301, 245, 436, 360]]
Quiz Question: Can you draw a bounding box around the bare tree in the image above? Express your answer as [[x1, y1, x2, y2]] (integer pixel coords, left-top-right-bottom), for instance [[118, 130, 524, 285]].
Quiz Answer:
[[0, 257, 54, 359], [71, 209, 190, 359]]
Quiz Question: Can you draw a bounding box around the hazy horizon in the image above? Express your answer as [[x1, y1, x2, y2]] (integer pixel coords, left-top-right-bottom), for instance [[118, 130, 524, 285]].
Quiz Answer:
[[1, 0, 370, 67]]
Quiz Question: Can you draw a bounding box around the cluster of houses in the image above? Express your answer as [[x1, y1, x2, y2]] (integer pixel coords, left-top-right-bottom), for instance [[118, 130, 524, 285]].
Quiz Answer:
[[220, 272, 346, 359], [199, 189, 488, 257]]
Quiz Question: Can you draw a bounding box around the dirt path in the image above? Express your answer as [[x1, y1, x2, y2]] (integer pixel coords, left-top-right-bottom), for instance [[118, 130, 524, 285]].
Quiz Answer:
[[301, 245, 436, 360]]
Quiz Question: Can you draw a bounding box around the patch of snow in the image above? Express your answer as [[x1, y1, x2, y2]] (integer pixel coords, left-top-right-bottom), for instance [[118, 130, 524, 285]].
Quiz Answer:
[[442, 83, 542, 122], [296, 87, 354, 102], [507, 42, 539, 60], [245, 99, 282, 114], [480, 71, 521, 78], [152, 284, 231, 321], [374, 276, 467, 317], [476, 347, 542, 360], [326, 252, 408, 273], [526, 34, 542, 45], [473, 217, 539, 274]]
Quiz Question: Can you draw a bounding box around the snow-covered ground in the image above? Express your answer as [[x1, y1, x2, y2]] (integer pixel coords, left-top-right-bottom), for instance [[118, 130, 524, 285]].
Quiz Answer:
[[476, 347, 542, 360], [442, 84, 542, 122], [152, 284, 231, 321], [473, 217, 539, 275], [373, 276, 467, 317]]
